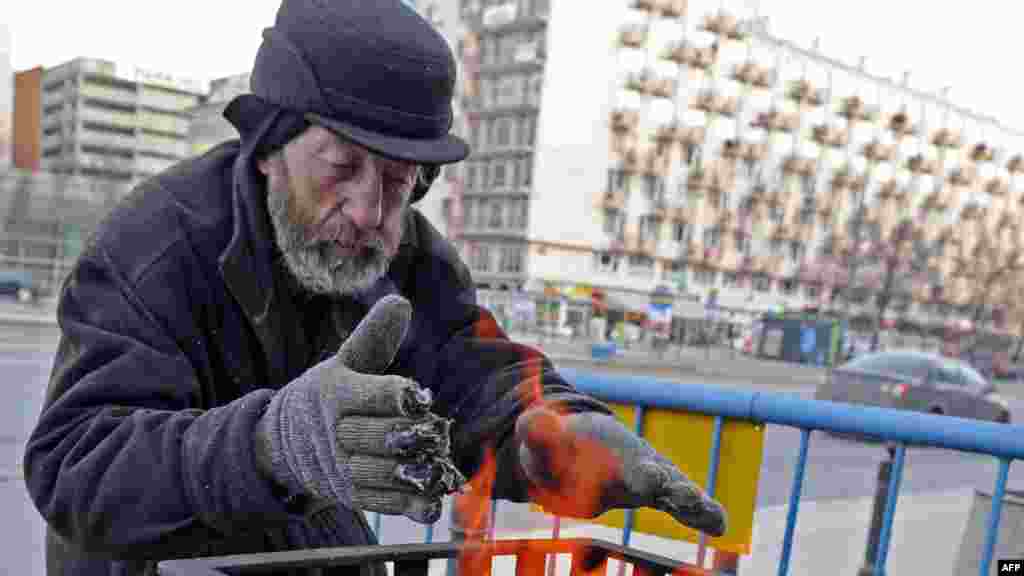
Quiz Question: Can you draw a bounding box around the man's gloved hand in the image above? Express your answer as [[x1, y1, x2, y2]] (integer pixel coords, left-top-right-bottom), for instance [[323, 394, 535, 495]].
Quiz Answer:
[[515, 407, 727, 537], [254, 295, 465, 524]]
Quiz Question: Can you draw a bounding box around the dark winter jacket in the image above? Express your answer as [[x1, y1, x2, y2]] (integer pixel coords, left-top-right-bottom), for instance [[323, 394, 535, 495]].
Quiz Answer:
[[23, 140, 608, 575]]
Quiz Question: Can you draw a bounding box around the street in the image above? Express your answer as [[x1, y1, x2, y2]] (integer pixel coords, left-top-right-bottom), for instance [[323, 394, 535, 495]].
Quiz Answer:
[[2, 321, 1023, 575]]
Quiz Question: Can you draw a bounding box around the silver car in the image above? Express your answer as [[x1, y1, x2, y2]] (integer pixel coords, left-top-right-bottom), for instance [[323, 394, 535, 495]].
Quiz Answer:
[[815, 351, 1011, 424]]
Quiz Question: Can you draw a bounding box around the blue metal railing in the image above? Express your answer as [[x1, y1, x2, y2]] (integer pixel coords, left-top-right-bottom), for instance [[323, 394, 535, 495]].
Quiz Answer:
[[368, 368, 1023, 576]]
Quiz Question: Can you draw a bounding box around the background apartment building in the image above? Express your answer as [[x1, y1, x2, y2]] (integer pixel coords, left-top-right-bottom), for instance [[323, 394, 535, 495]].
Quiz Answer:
[[12, 57, 205, 182], [447, 0, 1024, 339]]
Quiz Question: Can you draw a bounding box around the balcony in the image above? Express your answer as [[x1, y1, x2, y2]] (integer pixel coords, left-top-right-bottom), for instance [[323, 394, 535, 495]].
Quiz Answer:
[[79, 82, 137, 106], [960, 202, 986, 221], [887, 111, 918, 137], [610, 108, 640, 134], [679, 125, 706, 146], [661, 0, 686, 17], [687, 167, 710, 191], [786, 79, 825, 107], [948, 166, 975, 187], [863, 140, 895, 163], [618, 23, 648, 48], [668, 204, 691, 222], [1008, 154, 1024, 173], [997, 211, 1017, 232], [599, 189, 627, 210], [838, 95, 877, 122], [812, 123, 849, 148], [782, 154, 815, 176], [742, 141, 767, 162], [986, 177, 1009, 197], [699, 10, 748, 41], [930, 128, 962, 149], [80, 107, 137, 130], [662, 41, 716, 70], [630, 0, 660, 13], [921, 188, 950, 212], [624, 69, 675, 98], [831, 165, 865, 191], [907, 154, 938, 175], [876, 179, 905, 203], [721, 138, 744, 160], [730, 61, 774, 89], [970, 142, 995, 163], [692, 90, 737, 117], [751, 109, 797, 133]]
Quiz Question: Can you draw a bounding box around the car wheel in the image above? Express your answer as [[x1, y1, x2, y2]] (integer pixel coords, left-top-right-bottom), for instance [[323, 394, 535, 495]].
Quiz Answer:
[[928, 406, 944, 416], [16, 288, 33, 304], [997, 410, 1011, 424]]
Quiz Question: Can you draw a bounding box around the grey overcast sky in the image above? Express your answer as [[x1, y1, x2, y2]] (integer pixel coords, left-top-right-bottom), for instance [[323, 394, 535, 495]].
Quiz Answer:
[[5, 1, 1021, 128]]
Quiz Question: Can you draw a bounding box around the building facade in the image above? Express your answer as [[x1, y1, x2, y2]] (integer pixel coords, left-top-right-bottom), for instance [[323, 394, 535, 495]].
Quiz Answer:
[[13, 58, 206, 183], [447, 0, 1024, 336], [187, 73, 250, 156]]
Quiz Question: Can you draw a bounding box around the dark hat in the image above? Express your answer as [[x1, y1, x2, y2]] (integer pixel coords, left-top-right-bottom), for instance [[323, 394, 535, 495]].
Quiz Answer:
[[250, 0, 469, 165]]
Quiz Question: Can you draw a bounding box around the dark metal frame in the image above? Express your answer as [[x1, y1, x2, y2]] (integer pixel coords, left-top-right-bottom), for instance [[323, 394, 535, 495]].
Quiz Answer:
[[157, 537, 710, 575]]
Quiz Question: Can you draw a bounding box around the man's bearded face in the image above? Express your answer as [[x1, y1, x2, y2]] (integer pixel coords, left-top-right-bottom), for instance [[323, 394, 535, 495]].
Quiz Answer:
[[259, 126, 415, 296]]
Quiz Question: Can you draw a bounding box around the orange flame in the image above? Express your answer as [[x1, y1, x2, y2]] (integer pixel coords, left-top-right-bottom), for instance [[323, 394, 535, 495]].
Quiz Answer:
[[454, 447, 497, 575]]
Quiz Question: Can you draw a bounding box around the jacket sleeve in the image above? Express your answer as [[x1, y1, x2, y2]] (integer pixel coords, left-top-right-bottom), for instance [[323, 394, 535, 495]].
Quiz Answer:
[[430, 282, 613, 502], [23, 245, 300, 560]]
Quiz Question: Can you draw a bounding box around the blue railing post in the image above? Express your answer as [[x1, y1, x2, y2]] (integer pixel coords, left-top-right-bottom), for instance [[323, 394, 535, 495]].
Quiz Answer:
[[777, 428, 812, 576], [979, 458, 1012, 576], [696, 415, 725, 569], [873, 443, 907, 575], [616, 404, 647, 576]]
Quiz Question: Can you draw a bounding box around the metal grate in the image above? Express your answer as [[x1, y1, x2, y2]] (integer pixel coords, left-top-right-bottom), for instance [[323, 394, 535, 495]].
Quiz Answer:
[[157, 537, 711, 576]]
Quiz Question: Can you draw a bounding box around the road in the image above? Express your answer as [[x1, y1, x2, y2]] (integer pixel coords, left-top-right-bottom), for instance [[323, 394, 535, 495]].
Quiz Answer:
[[2, 320, 1023, 575]]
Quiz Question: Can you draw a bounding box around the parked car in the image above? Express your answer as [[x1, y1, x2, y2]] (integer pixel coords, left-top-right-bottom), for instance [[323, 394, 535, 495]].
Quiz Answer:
[[815, 350, 1011, 425], [0, 269, 39, 303]]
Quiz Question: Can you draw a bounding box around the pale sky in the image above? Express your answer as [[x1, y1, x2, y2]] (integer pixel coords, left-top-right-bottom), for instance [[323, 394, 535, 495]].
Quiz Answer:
[[4, 1, 1022, 129]]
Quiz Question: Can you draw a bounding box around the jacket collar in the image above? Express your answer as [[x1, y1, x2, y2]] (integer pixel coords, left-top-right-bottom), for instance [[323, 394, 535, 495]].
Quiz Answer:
[[218, 115, 422, 379]]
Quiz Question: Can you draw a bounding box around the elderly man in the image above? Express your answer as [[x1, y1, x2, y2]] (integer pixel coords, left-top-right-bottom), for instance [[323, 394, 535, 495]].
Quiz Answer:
[[23, 1, 725, 574]]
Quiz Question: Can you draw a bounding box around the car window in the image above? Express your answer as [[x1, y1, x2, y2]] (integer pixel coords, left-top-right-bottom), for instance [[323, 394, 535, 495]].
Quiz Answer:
[[845, 353, 930, 379], [935, 361, 965, 386], [958, 364, 989, 389]]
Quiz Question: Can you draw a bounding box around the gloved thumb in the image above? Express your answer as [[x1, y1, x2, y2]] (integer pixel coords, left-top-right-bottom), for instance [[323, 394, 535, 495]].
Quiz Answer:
[[337, 295, 413, 374]]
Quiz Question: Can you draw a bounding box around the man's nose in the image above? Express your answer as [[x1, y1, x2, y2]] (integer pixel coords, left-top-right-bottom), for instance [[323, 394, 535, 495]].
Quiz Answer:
[[342, 168, 383, 230]]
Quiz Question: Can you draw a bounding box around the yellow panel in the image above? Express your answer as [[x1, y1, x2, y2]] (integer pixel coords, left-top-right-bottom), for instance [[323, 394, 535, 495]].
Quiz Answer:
[[532, 402, 765, 555]]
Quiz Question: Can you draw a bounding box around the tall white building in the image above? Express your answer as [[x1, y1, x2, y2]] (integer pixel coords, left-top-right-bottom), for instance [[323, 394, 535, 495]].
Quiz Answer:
[[447, 0, 1024, 335]]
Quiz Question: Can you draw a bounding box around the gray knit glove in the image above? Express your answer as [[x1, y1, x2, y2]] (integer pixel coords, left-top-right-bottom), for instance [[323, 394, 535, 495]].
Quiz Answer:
[[516, 408, 727, 537], [254, 295, 465, 524]]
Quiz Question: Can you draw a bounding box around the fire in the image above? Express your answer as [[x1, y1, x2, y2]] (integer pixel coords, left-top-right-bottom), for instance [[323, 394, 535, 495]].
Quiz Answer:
[[454, 447, 497, 575], [454, 323, 630, 573]]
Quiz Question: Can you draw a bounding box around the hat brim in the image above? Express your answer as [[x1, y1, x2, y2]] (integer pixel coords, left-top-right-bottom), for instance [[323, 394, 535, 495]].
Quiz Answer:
[[306, 112, 469, 165]]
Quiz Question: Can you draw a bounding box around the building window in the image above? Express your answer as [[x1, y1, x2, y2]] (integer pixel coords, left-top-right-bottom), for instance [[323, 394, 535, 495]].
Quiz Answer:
[[493, 117, 512, 147], [595, 252, 620, 273], [723, 272, 738, 288], [789, 241, 805, 261], [519, 157, 533, 187], [489, 201, 504, 228], [499, 245, 523, 273], [693, 267, 717, 286], [805, 284, 819, 299], [603, 209, 625, 237], [513, 198, 529, 229], [472, 244, 491, 271], [770, 238, 784, 255], [672, 222, 689, 243], [518, 116, 535, 147], [607, 169, 628, 192], [492, 161, 508, 187], [526, 73, 544, 106], [769, 205, 784, 224], [642, 174, 664, 200], [639, 216, 660, 242], [800, 173, 815, 196], [465, 163, 477, 190], [629, 255, 655, 276], [753, 274, 772, 293], [703, 226, 721, 248], [734, 232, 750, 255], [780, 278, 797, 295]]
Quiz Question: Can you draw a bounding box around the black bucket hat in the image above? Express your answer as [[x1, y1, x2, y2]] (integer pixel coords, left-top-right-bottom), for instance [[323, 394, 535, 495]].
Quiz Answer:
[[248, 0, 469, 166]]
